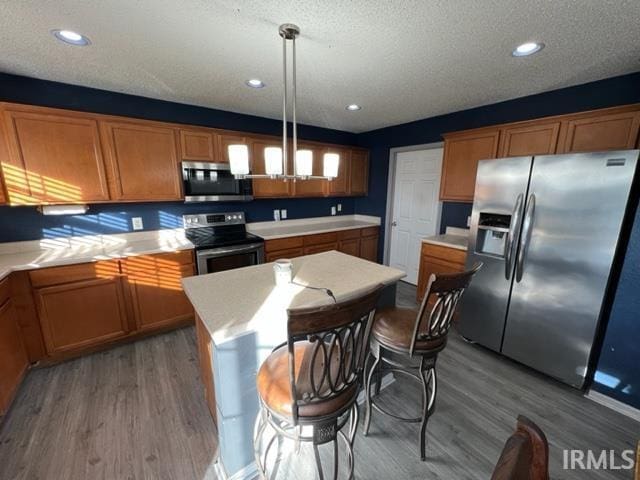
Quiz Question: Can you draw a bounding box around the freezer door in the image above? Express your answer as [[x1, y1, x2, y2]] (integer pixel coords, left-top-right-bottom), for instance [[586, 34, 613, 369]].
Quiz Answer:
[[457, 156, 532, 351], [502, 151, 638, 388]]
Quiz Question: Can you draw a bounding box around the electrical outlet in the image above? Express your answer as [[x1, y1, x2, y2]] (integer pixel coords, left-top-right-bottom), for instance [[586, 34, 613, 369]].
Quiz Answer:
[[281, 209, 287, 219], [132, 217, 144, 230], [273, 209, 281, 221], [337, 203, 342, 212], [467, 216, 471, 227], [331, 206, 337, 216]]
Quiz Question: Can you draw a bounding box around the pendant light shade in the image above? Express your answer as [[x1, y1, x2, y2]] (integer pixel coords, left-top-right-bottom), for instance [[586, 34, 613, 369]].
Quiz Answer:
[[228, 144, 250, 175], [295, 149, 313, 177], [264, 147, 283, 175], [323, 153, 340, 178]]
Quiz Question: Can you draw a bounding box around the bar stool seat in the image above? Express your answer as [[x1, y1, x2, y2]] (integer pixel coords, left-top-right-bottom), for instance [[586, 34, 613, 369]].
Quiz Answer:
[[257, 341, 358, 419], [373, 307, 447, 353]]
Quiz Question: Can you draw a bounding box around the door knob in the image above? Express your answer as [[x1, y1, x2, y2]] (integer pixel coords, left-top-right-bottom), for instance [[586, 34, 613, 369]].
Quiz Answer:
[[391, 221, 397, 227]]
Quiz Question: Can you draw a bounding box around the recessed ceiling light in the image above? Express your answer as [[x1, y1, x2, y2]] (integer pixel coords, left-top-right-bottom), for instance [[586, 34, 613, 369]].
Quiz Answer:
[[245, 79, 265, 88], [346, 104, 361, 111], [52, 29, 91, 46], [512, 42, 544, 57]]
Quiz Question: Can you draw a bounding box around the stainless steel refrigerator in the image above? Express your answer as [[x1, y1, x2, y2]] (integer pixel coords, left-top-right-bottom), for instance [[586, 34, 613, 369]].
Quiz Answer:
[[458, 150, 639, 388]]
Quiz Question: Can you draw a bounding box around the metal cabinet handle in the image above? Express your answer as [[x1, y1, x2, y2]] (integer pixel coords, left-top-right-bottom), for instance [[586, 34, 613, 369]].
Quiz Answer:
[[504, 193, 524, 280], [515, 193, 536, 282]]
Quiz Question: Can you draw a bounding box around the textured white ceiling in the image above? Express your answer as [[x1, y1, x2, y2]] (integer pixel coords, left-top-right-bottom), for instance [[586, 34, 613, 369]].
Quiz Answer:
[[1, 0, 639, 133]]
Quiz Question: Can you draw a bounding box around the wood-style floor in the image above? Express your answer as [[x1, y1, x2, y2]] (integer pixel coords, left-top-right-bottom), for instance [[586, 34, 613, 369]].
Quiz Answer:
[[0, 281, 637, 479]]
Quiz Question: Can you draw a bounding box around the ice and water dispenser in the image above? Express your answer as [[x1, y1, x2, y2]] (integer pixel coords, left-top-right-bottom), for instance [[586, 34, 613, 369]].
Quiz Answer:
[[475, 213, 511, 257]]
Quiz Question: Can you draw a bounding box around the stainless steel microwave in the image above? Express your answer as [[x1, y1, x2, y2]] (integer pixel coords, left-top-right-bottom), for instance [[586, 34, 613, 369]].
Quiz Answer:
[[182, 161, 253, 202]]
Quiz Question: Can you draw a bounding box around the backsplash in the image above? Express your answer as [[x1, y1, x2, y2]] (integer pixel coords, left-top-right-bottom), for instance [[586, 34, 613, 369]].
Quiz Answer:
[[0, 197, 355, 243]]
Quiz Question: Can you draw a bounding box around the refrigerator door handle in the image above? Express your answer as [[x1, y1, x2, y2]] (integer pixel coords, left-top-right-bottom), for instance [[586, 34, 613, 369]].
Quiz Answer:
[[515, 193, 536, 282], [504, 193, 524, 280]]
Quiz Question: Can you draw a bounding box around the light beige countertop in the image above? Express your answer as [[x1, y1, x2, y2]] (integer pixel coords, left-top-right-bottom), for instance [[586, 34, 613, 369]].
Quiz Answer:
[[247, 214, 380, 240], [0, 229, 194, 281], [182, 250, 405, 345], [422, 227, 470, 251]]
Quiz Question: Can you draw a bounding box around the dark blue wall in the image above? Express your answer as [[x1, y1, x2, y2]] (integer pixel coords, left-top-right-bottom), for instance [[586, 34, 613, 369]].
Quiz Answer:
[[591, 201, 640, 409], [0, 73, 358, 242]]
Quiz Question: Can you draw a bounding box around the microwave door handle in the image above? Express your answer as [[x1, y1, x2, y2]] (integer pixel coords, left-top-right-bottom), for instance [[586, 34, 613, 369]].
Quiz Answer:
[[504, 193, 524, 280], [515, 193, 536, 283]]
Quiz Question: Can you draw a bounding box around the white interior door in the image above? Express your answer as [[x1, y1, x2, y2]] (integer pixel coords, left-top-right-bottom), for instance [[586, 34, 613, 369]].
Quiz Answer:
[[389, 148, 442, 285]]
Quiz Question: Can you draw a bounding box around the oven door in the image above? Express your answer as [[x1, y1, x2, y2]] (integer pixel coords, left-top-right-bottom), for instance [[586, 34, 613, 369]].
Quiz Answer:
[[182, 161, 253, 202], [196, 243, 265, 275]]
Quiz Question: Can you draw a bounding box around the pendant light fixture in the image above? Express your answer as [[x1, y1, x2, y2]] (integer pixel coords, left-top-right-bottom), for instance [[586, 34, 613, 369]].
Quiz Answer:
[[229, 24, 339, 181]]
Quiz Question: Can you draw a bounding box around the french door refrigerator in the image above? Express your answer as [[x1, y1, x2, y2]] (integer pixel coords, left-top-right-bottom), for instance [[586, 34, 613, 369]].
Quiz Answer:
[[458, 150, 639, 388]]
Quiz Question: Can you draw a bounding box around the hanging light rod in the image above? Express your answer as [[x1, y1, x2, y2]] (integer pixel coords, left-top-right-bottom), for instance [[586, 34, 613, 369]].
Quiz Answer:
[[229, 24, 339, 181]]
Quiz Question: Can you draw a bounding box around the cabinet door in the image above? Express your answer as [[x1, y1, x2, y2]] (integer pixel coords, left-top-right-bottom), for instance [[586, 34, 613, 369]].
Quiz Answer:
[[325, 147, 351, 196], [360, 235, 379, 262], [35, 277, 130, 354], [303, 243, 338, 255], [338, 238, 360, 257], [559, 111, 640, 153], [1, 108, 110, 204], [126, 253, 195, 331], [292, 145, 327, 197], [440, 130, 500, 202], [180, 129, 218, 161], [0, 299, 29, 415], [416, 244, 466, 301], [219, 134, 248, 164], [195, 315, 216, 422], [498, 122, 560, 157], [100, 121, 182, 201], [349, 150, 369, 196], [251, 140, 291, 198], [265, 248, 305, 262]]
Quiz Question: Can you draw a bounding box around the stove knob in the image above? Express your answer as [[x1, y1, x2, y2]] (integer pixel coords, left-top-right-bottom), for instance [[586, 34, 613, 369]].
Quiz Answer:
[[193, 218, 199, 223]]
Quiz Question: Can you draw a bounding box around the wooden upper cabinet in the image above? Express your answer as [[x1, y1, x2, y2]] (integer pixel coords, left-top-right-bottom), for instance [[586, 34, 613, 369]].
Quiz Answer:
[[292, 145, 327, 197], [179, 128, 218, 161], [100, 121, 182, 201], [251, 140, 291, 198], [349, 149, 369, 196], [498, 121, 561, 157], [326, 146, 351, 196], [558, 110, 640, 153], [440, 129, 500, 202], [219, 134, 249, 164], [0, 106, 110, 204]]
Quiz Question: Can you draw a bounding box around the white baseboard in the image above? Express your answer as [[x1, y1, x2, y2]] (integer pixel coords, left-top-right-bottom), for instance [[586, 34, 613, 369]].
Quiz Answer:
[[585, 390, 640, 423]]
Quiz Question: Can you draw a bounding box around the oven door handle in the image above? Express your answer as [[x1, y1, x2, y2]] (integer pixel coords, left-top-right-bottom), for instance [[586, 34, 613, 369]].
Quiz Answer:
[[196, 243, 264, 259]]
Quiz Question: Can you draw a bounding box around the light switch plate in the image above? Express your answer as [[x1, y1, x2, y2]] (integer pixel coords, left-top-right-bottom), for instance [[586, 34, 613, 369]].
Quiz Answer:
[[331, 206, 337, 216], [337, 203, 342, 212], [273, 209, 281, 221], [132, 217, 144, 230], [281, 209, 287, 219]]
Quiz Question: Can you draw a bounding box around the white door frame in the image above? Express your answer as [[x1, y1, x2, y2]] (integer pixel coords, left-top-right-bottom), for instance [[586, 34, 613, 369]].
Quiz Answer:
[[383, 141, 444, 266]]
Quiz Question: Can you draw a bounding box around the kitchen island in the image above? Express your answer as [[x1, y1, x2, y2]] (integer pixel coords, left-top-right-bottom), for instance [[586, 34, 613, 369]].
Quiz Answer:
[[182, 251, 405, 479]]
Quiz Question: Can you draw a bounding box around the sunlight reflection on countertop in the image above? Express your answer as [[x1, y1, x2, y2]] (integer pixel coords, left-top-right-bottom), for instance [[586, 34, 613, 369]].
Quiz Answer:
[[0, 228, 194, 280]]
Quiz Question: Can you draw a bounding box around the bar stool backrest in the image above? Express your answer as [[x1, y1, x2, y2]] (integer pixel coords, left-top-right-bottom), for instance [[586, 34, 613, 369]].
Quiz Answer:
[[410, 263, 482, 356], [286, 284, 385, 424]]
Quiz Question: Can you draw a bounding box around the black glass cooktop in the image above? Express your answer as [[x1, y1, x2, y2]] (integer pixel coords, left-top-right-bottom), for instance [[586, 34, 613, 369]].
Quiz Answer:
[[185, 225, 264, 249]]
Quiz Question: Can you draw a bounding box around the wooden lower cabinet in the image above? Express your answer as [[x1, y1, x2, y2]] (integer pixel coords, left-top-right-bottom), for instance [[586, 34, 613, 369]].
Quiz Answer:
[[35, 275, 131, 355], [195, 314, 216, 422], [360, 235, 379, 262], [304, 243, 338, 255], [265, 248, 304, 262], [125, 252, 195, 332], [417, 243, 466, 302], [338, 238, 360, 257], [0, 285, 29, 416]]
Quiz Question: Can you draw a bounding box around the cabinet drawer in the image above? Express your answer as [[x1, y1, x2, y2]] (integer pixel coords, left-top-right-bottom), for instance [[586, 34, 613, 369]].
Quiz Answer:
[[125, 250, 194, 270], [361, 226, 380, 238], [264, 236, 304, 252], [265, 248, 305, 262], [338, 229, 361, 240], [304, 232, 338, 246], [421, 243, 466, 265], [0, 277, 9, 305], [29, 260, 121, 288]]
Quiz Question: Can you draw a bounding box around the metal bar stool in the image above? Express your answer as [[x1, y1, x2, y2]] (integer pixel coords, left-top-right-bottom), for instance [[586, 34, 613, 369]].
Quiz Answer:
[[363, 264, 481, 460], [254, 284, 384, 479]]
